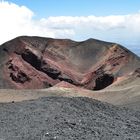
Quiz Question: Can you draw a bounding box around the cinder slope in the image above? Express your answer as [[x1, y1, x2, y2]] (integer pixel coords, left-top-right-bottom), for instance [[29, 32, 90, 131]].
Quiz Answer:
[[0, 97, 140, 139], [0, 75, 139, 109], [0, 36, 140, 90]]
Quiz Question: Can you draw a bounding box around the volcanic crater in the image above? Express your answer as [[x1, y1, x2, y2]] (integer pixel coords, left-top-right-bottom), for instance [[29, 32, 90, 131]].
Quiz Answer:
[[0, 36, 140, 90]]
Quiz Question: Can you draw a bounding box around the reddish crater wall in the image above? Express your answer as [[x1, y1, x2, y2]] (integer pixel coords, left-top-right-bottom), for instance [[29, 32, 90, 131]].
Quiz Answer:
[[0, 36, 140, 90]]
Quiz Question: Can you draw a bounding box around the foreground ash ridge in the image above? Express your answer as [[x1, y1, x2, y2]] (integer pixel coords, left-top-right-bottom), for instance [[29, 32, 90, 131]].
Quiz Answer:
[[0, 36, 140, 90], [0, 97, 140, 139]]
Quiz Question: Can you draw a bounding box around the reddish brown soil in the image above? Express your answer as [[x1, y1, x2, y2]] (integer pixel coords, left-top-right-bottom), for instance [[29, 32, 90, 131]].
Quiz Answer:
[[0, 36, 140, 90]]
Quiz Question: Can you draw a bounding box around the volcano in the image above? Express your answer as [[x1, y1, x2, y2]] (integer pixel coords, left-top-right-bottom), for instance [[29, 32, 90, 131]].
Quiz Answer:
[[0, 36, 140, 139], [0, 36, 140, 90]]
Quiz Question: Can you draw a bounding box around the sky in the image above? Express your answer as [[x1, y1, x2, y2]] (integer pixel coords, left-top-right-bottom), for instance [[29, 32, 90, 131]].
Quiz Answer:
[[0, 0, 140, 54]]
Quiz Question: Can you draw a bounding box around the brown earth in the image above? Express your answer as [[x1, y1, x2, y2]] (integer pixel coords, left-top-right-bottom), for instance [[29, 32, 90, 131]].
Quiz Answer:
[[0, 36, 140, 91], [0, 36, 140, 109], [1, 36, 140, 139]]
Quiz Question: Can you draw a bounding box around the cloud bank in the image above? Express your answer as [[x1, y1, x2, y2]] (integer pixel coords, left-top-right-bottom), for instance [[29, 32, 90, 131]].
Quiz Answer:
[[0, 1, 140, 46]]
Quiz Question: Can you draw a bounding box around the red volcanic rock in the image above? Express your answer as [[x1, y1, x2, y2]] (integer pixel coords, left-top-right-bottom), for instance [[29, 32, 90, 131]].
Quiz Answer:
[[0, 36, 140, 90], [133, 68, 140, 77], [54, 81, 77, 88]]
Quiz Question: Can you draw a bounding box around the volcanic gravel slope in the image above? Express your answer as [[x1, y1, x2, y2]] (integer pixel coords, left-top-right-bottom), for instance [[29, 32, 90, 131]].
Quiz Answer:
[[0, 36, 140, 90], [0, 97, 140, 140]]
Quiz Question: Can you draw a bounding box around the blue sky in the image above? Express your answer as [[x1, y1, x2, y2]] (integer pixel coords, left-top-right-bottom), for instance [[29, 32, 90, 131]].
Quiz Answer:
[[0, 0, 140, 55], [6, 0, 140, 18]]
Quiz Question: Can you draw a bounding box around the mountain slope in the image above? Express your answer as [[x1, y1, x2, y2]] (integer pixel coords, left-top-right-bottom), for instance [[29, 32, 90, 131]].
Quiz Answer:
[[0, 97, 140, 139], [0, 36, 140, 90]]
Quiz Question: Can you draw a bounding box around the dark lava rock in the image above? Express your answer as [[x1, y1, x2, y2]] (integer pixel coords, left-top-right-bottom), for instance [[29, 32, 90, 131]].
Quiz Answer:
[[0, 97, 140, 139]]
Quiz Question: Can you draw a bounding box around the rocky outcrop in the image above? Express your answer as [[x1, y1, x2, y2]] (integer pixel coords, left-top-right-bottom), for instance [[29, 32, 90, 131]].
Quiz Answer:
[[0, 36, 140, 89], [133, 68, 140, 77]]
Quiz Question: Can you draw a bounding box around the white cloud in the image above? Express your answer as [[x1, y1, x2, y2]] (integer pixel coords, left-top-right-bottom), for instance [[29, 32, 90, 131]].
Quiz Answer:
[[0, 1, 140, 46], [0, 1, 55, 44], [41, 14, 140, 44]]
